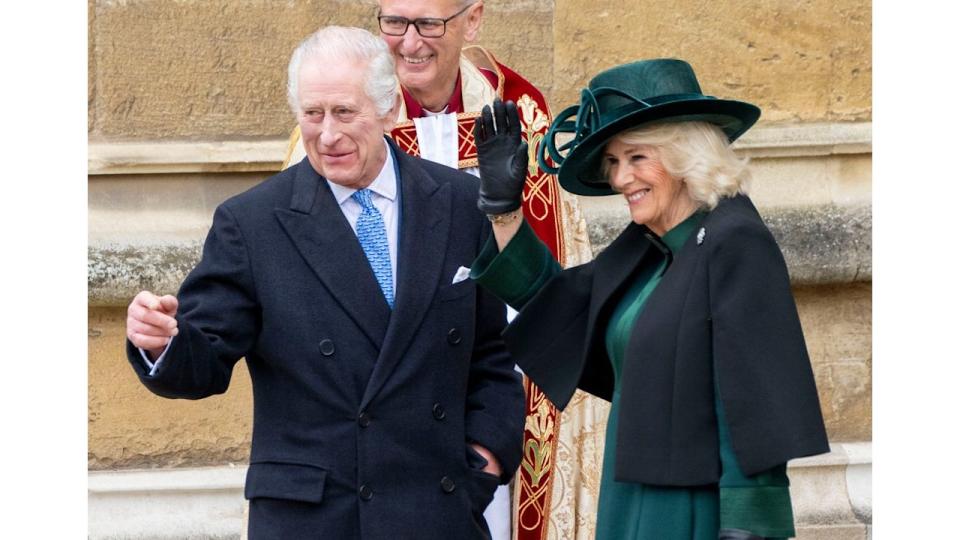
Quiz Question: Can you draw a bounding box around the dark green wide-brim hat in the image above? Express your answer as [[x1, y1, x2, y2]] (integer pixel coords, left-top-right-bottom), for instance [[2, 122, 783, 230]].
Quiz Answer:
[[538, 59, 761, 196]]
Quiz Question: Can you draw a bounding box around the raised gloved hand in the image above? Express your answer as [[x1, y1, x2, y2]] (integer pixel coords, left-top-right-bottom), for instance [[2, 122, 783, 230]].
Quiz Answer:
[[474, 98, 528, 215]]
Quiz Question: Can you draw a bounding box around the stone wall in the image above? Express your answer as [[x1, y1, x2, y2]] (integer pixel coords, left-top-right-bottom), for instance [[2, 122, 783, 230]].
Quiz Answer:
[[88, 1, 871, 537], [88, 0, 871, 142]]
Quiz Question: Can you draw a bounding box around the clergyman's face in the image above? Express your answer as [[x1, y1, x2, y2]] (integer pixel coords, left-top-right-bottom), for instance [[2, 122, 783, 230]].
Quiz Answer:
[[296, 59, 396, 189], [378, 0, 482, 106]]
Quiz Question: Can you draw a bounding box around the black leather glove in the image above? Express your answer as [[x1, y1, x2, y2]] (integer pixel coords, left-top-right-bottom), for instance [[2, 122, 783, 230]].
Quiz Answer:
[[718, 528, 768, 540], [474, 98, 528, 215]]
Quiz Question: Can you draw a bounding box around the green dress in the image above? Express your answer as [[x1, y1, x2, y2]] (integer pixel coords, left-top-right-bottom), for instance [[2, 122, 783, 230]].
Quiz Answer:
[[595, 213, 719, 539], [472, 212, 796, 539]]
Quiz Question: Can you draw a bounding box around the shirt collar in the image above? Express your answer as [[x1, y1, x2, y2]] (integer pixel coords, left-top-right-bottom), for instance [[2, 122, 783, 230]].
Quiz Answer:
[[327, 138, 397, 206]]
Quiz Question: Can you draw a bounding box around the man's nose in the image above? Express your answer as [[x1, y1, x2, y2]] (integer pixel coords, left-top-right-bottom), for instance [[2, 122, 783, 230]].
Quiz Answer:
[[400, 23, 422, 50], [319, 117, 341, 146]]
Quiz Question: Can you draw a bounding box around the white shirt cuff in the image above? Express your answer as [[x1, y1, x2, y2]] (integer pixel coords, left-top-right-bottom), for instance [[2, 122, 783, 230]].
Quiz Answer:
[[139, 337, 174, 377]]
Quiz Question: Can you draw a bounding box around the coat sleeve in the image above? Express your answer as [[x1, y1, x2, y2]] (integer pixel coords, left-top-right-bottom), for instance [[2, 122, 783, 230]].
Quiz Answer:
[[125, 204, 260, 400], [709, 217, 830, 476], [470, 219, 562, 311], [463, 218, 527, 483], [472, 220, 608, 410], [715, 373, 796, 538]]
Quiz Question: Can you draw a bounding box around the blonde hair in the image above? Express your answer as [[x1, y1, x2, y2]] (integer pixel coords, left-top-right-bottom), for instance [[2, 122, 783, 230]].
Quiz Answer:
[[607, 121, 751, 210]]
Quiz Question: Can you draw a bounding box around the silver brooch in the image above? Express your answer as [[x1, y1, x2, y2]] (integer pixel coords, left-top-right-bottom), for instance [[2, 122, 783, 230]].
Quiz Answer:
[[696, 227, 706, 245]]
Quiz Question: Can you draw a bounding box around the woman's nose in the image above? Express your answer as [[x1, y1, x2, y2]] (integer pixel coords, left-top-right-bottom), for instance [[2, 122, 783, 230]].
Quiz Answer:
[[610, 165, 632, 191]]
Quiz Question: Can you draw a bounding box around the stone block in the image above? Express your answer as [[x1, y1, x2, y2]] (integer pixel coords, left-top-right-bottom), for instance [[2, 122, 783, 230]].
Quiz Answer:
[[89, 1, 871, 140], [552, 0, 871, 123], [796, 525, 868, 540], [89, 0, 563, 140], [747, 154, 873, 209], [795, 284, 872, 442], [90, 0, 377, 139], [473, 0, 556, 102], [585, 204, 871, 285], [88, 307, 252, 470], [89, 242, 203, 307], [765, 204, 872, 284]]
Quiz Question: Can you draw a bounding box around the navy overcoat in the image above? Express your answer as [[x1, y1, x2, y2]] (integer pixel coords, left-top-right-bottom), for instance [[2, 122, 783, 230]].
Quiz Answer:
[[127, 139, 525, 539]]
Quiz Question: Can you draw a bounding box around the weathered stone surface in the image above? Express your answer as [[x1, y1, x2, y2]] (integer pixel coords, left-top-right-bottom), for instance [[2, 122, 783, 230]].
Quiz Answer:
[[87, 172, 264, 246], [788, 444, 871, 538], [795, 283, 872, 442], [745, 153, 873, 209], [766, 204, 872, 284], [88, 0, 96, 133], [473, 0, 555, 103], [88, 0, 870, 141], [795, 524, 869, 540], [89, 203, 870, 305], [89, 243, 202, 306], [552, 0, 871, 123], [90, 0, 377, 140], [88, 307, 252, 470], [88, 0, 559, 140], [790, 460, 859, 529], [586, 204, 871, 285]]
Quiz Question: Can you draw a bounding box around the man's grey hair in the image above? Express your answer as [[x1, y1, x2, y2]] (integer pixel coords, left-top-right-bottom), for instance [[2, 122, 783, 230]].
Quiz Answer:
[[287, 26, 398, 118]]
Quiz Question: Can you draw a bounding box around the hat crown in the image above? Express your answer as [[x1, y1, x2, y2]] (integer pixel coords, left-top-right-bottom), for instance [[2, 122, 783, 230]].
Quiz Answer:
[[537, 58, 760, 197], [588, 59, 704, 113]]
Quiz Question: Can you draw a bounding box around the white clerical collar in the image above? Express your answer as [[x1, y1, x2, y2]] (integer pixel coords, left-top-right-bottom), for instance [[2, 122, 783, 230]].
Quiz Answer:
[[327, 138, 397, 205], [423, 106, 450, 116]]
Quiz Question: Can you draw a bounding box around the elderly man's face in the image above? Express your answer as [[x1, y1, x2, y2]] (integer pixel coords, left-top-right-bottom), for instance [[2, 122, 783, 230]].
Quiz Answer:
[[378, 0, 482, 108], [296, 59, 396, 189]]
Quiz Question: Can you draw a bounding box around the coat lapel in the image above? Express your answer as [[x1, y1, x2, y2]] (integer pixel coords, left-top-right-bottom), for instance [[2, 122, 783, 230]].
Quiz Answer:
[[588, 223, 655, 328], [274, 159, 391, 350], [361, 146, 451, 408]]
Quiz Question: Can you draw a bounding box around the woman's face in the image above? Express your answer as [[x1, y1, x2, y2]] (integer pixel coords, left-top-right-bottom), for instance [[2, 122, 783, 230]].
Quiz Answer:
[[603, 137, 697, 236]]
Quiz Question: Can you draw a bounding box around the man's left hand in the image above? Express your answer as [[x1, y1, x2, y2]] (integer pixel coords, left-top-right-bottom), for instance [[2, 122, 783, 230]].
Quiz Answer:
[[469, 443, 503, 477]]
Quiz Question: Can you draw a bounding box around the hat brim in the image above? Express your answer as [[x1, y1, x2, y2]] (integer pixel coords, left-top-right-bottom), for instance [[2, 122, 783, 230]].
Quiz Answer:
[[556, 98, 760, 196]]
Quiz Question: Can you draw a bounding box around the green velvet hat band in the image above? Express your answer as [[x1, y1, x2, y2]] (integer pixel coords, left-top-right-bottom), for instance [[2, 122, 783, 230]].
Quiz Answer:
[[534, 58, 760, 196], [537, 87, 716, 175]]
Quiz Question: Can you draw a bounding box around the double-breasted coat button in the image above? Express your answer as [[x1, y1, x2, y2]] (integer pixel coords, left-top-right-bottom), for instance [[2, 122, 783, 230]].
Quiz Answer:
[[432, 402, 446, 420], [358, 411, 371, 428], [359, 484, 373, 501], [440, 476, 456, 493], [447, 328, 462, 345], [319, 339, 335, 356]]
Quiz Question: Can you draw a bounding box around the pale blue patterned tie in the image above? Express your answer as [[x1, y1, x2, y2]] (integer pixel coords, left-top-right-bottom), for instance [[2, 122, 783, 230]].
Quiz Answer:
[[352, 188, 394, 308]]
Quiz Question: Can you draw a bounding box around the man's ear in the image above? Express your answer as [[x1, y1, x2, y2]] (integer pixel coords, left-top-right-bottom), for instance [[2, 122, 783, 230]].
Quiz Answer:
[[463, 1, 484, 43]]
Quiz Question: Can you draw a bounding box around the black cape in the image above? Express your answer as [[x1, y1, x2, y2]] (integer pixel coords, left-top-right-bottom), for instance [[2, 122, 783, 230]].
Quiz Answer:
[[504, 194, 829, 486]]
